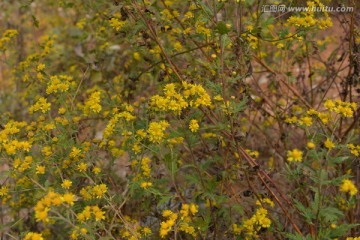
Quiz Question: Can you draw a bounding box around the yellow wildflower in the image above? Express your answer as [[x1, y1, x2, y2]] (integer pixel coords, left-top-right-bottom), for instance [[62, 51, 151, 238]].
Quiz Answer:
[[147, 121, 169, 143], [189, 119, 199, 132], [324, 138, 335, 149], [84, 91, 102, 115], [36, 165, 45, 174], [340, 179, 358, 196], [140, 182, 153, 188], [307, 142, 316, 149], [287, 149, 303, 162], [62, 193, 76, 205], [24, 232, 44, 240], [61, 180, 72, 189], [109, 18, 126, 31]]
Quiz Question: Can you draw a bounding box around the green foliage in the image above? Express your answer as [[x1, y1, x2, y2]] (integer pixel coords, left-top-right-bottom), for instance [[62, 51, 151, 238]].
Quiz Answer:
[[0, 0, 359, 239]]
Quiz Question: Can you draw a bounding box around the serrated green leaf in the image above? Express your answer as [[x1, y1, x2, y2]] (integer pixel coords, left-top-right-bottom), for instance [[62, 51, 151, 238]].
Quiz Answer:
[[216, 22, 230, 35], [329, 223, 360, 238], [294, 199, 315, 222], [318, 206, 344, 223]]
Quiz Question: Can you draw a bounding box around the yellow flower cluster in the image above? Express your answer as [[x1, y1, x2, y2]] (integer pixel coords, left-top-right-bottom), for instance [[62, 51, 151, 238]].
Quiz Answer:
[[103, 106, 136, 139], [195, 21, 211, 37], [297, 116, 313, 127], [285, 108, 332, 126], [70, 227, 88, 240], [150, 83, 189, 114], [109, 17, 127, 31], [23, 232, 44, 240], [83, 91, 102, 115], [0, 121, 29, 155], [42, 146, 52, 157], [180, 203, 199, 217], [336, 196, 354, 211], [245, 34, 258, 49], [167, 136, 184, 145], [160, 203, 198, 238], [0, 29, 18, 51], [29, 97, 51, 114], [13, 156, 33, 172], [119, 215, 152, 240], [233, 205, 272, 237], [178, 222, 197, 237], [147, 121, 169, 143], [256, 198, 275, 207], [40, 36, 55, 57], [286, 0, 332, 29], [324, 99, 357, 117], [2, 140, 31, 155], [347, 237, 360, 240], [133, 157, 153, 188], [201, 132, 218, 138], [46, 75, 72, 94], [79, 184, 108, 200], [189, 119, 199, 132], [150, 82, 211, 115], [287, 149, 303, 162], [0, 186, 9, 197], [161, 8, 180, 20], [340, 179, 358, 196], [244, 207, 271, 232], [76, 17, 87, 29], [117, 111, 136, 121], [246, 149, 260, 158], [347, 144, 360, 157], [34, 191, 76, 222], [140, 157, 151, 177], [140, 182, 153, 188], [0, 120, 27, 137], [43, 122, 55, 131], [182, 81, 212, 107], [77, 205, 106, 222]]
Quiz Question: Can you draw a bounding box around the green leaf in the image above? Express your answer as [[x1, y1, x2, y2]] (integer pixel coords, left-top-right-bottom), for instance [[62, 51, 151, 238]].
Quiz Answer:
[[232, 203, 244, 215], [156, 195, 172, 208], [32, 15, 39, 28], [318, 206, 344, 223], [216, 22, 230, 35], [232, 97, 248, 114], [310, 190, 320, 213], [90, 71, 102, 83], [285, 233, 313, 240], [294, 200, 315, 223], [195, 0, 213, 17], [329, 223, 360, 238], [328, 156, 349, 166]]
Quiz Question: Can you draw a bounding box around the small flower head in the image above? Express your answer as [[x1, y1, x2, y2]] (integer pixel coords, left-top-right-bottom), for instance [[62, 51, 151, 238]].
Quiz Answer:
[[340, 179, 358, 196], [189, 119, 199, 132], [147, 121, 169, 143], [62, 193, 76, 205], [287, 149, 303, 162], [36, 165, 46, 174], [307, 141, 316, 149], [324, 138, 335, 150], [61, 180, 72, 189]]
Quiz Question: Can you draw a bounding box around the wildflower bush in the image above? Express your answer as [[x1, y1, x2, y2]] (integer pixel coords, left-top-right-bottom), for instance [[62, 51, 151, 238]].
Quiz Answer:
[[0, 0, 359, 239]]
